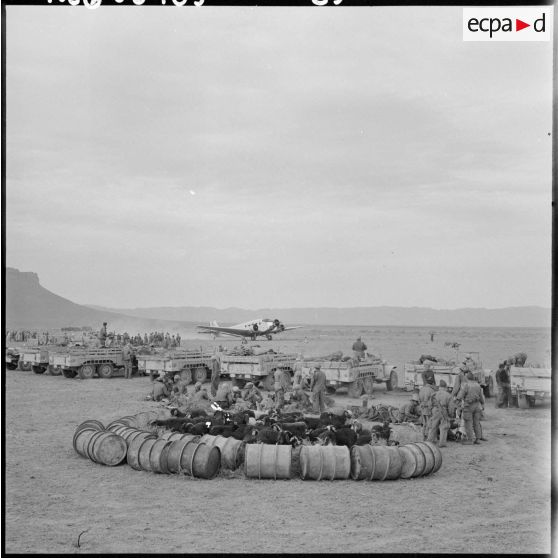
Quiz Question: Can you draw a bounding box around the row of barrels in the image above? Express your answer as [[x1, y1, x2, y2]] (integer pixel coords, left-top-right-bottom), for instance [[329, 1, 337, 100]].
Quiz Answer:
[[74, 416, 442, 480]]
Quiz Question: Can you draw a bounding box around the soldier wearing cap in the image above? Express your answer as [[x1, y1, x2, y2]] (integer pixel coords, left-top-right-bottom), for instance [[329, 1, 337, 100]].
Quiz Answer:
[[310, 363, 327, 413], [428, 379, 452, 447], [171, 373, 188, 397], [210, 355, 221, 398], [495, 361, 511, 408], [398, 393, 421, 424], [452, 364, 469, 402], [454, 372, 486, 444], [273, 367, 291, 410]]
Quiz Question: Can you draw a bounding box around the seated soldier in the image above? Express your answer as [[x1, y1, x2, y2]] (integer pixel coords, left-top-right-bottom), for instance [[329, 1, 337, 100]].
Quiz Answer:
[[398, 393, 422, 423], [190, 381, 210, 402], [242, 382, 263, 408], [152, 379, 170, 402], [214, 382, 237, 409]]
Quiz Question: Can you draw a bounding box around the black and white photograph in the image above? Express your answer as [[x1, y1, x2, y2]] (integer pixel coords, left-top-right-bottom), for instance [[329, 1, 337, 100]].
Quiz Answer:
[[3, 1, 553, 554]]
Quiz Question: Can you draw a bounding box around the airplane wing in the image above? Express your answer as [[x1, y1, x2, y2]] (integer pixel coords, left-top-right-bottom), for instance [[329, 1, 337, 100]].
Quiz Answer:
[[197, 325, 252, 338], [277, 326, 304, 332]]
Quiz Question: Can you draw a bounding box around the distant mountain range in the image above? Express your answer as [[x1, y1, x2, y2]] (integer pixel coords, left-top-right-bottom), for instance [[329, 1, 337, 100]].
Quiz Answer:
[[5, 267, 550, 329]]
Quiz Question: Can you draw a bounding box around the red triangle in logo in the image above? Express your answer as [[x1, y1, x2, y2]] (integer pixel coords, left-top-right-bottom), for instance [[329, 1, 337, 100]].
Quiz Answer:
[[516, 19, 530, 31]]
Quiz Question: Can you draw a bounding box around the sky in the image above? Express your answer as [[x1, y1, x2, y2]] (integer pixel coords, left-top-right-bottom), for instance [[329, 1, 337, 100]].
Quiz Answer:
[[4, 5, 553, 310]]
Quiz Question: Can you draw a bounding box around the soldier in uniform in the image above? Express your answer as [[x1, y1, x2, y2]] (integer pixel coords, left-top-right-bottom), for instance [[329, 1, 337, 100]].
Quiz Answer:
[[495, 362, 511, 408], [310, 364, 327, 414], [418, 382, 436, 438], [398, 393, 422, 423], [352, 337, 368, 361], [428, 379, 452, 447], [99, 322, 108, 347], [122, 343, 134, 379], [210, 355, 221, 397], [421, 363, 437, 389], [454, 372, 486, 444], [274, 368, 291, 410], [214, 382, 236, 409], [242, 382, 263, 408]]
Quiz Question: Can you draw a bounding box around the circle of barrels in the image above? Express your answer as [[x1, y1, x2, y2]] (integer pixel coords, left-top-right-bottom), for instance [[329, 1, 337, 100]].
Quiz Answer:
[[74, 416, 442, 481]]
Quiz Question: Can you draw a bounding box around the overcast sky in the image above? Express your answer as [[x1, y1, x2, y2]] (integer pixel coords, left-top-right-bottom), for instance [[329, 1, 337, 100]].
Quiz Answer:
[[5, 5, 552, 310]]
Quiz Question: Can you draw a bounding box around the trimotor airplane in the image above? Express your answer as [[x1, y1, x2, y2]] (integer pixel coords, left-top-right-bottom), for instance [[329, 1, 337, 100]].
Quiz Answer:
[[197, 318, 302, 341]]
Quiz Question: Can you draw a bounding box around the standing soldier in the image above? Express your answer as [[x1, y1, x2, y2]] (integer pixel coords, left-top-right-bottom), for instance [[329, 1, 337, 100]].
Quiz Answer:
[[274, 368, 291, 409], [495, 362, 511, 408], [122, 343, 133, 379], [454, 372, 486, 444], [398, 393, 422, 424], [99, 322, 108, 347], [352, 337, 368, 361], [418, 382, 436, 438], [210, 355, 221, 398], [176, 333, 181, 347], [428, 380, 452, 447], [310, 364, 327, 414]]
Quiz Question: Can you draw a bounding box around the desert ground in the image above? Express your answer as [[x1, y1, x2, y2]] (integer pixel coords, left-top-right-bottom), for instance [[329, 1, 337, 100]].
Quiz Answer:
[[4, 332, 551, 554]]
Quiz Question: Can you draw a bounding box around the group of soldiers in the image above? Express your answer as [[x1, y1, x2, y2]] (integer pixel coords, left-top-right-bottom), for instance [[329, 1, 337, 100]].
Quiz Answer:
[[97, 323, 181, 349], [399, 356, 487, 446], [147, 354, 331, 415]]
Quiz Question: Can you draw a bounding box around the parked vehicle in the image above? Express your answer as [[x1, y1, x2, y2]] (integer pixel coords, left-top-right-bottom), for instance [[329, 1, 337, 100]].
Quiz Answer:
[[510, 366, 551, 408], [50, 347, 126, 379], [219, 351, 298, 391], [19, 347, 59, 375], [404, 350, 494, 397], [299, 355, 398, 398], [5, 348, 20, 370], [137, 349, 215, 383]]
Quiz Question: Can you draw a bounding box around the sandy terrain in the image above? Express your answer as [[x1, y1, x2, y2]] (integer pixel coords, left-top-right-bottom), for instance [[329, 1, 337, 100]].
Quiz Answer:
[[4, 356, 551, 554]]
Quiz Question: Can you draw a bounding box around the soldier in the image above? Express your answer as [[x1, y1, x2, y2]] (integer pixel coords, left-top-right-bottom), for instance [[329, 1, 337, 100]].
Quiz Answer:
[[122, 343, 134, 379], [242, 382, 263, 408], [291, 384, 312, 410], [214, 382, 236, 409], [418, 382, 436, 438], [172, 374, 189, 397], [428, 379, 452, 447], [398, 393, 422, 424], [352, 337, 368, 361], [421, 363, 437, 389], [151, 377, 170, 401], [274, 368, 291, 410], [310, 363, 327, 414], [451, 365, 468, 402], [176, 333, 181, 347], [210, 355, 221, 397], [99, 322, 108, 347], [495, 362, 511, 408], [454, 372, 486, 444], [144, 333, 148, 345]]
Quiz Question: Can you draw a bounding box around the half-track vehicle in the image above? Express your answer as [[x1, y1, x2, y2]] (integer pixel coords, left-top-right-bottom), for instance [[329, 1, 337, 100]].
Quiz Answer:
[[50, 346, 126, 379], [137, 349, 215, 384], [510, 365, 551, 408]]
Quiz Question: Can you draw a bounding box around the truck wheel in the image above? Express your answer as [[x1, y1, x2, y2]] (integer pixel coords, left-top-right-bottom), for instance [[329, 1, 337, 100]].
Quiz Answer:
[[62, 369, 77, 378], [49, 366, 61, 376], [527, 396, 536, 408], [326, 386, 337, 395], [517, 394, 530, 409], [6, 363, 18, 370], [18, 361, 32, 372], [262, 373, 275, 392], [386, 371, 398, 391], [32, 365, 45, 374], [78, 364, 96, 379], [363, 377, 374, 395], [280, 370, 291, 389], [348, 379, 364, 398], [98, 363, 114, 379], [194, 366, 208, 384], [180, 368, 193, 384]]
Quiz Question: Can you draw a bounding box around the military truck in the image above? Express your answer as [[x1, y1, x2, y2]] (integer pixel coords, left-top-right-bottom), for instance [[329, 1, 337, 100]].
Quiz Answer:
[[5, 347, 20, 370], [219, 351, 298, 391], [299, 355, 398, 398], [510, 366, 551, 408], [137, 349, 215, 383], [50, 347, 126, 379], [403, 351, 494, 397], [19, 347, 61, 375]]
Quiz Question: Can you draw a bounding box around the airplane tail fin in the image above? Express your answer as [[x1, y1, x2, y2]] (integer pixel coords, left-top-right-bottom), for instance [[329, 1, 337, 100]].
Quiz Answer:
[[210, 320, 219, 327]]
